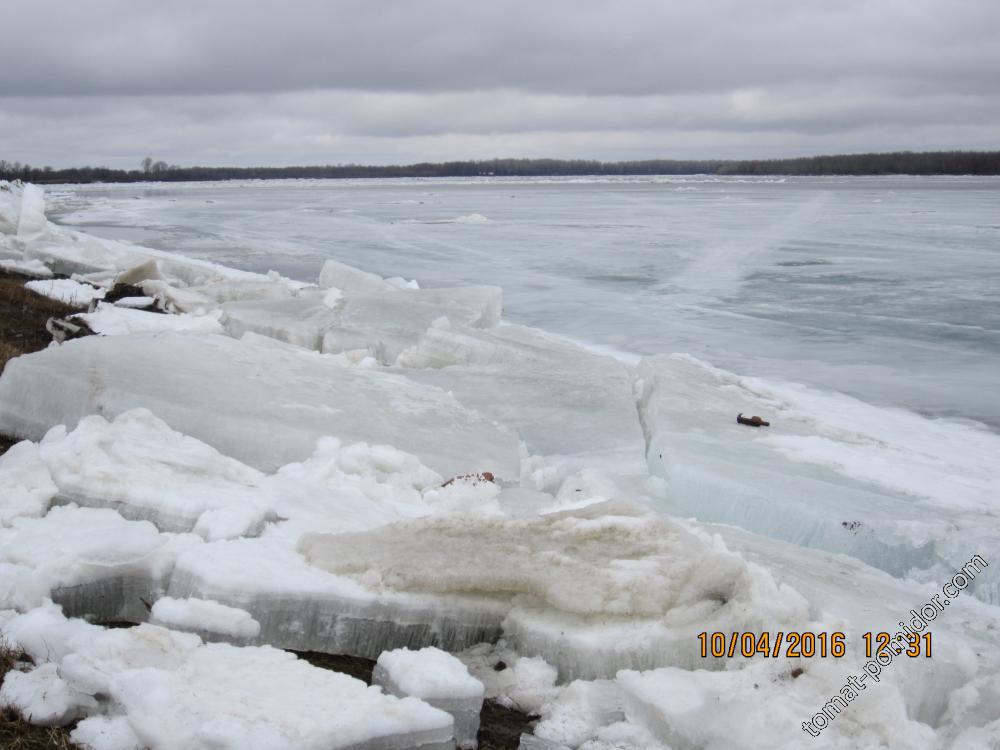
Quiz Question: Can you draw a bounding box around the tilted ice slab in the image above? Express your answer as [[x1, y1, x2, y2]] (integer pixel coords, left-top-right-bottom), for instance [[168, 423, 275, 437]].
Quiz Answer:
[[149, 596, 261, 643], [166, 536, 510, 658], [0, 331, 522, 479], [301, 499, 810, 679], [1, 604, 457, 750], [374, 647, 484, 749], [396, 321, 647, 477], [0, 505, 174, 620], [637, 354, 1000, 600]]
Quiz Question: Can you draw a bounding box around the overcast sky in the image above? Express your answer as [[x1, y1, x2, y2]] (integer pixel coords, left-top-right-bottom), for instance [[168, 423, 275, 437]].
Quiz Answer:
[[2, 0, 998, 168]]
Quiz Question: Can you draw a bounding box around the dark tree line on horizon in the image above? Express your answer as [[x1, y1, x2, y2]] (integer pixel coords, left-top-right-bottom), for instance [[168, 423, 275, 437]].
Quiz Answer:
[[1, 150, 999, 184]]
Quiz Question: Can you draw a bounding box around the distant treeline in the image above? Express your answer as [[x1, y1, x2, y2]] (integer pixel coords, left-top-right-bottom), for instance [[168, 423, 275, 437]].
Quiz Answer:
[[2, 150, 999, 184]]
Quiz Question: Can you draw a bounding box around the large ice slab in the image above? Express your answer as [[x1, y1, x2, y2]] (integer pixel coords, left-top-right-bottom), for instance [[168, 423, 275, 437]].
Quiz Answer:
[[1, 604, 457, 750], [0, 331, 522, 479], [396, 322, 647, 476], [637, 354, 1000, 600]]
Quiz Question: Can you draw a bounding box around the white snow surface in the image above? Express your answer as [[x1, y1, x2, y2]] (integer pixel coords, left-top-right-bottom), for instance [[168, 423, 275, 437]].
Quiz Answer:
[[25, 278, 105, 306]]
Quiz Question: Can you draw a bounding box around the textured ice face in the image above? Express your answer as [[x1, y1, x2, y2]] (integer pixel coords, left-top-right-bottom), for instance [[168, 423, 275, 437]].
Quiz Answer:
[[302, 499, 750, 617]]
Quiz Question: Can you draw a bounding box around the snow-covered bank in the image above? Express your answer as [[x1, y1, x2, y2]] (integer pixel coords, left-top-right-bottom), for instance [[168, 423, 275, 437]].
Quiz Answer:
[[2, 180, 999, 749]]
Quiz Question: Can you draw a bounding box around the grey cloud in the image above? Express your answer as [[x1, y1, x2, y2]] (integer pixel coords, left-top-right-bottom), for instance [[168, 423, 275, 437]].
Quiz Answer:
[[1, 0, 998, 165]]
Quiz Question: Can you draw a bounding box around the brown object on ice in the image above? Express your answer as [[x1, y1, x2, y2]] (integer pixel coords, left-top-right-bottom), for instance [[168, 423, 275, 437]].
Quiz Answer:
[[442, 471, 495, 487], [737, 413, 770, 427]]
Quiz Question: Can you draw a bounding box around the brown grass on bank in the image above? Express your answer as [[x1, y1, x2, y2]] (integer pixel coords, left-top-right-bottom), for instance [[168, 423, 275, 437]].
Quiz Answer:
[[0, 270, 84, 376], [0, 640, 76, 749]]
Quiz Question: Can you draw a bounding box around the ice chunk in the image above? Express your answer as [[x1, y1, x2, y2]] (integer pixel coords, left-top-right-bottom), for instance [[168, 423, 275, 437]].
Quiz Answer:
[[221, 292, 339, 349], [16, 183, 47, 241], [0, 440, 57, 525], [0, 332, 522, 479], [150, 597, 261, 642], [75, 303, 224, 335], [375, 647, 484, 748], [70, 715, 143, 750], [637, 354, 1000, 599], [24, 278, 105, 306], [397, 323, 646, 475], [319, 258, 397, 293], [0, 662, 97, 726], [111, 296, 156, 308], [37, 410, 268, 534], [616, 661, 935, 750], [0, 506, 171, 620]]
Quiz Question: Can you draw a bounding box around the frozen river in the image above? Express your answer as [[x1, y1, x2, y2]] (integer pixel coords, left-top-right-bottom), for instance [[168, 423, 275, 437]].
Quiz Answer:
[[51, 175, 1000, 430]]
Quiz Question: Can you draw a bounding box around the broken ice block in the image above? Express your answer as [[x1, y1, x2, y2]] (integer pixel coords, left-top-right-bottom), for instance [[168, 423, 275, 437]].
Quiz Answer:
[[375, 647, 485, 748], [0, 332, 522, 479], [0, 505, 172, 620], [149, 596, 261, 644]]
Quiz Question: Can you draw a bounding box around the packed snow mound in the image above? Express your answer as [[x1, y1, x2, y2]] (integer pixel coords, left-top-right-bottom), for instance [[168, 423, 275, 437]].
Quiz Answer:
[[37, 409, 268, 535], [376, 647, 484, 701], [0, 604, 457, 750], [0, 331, 522, 479], [303, 499, 750, 617]]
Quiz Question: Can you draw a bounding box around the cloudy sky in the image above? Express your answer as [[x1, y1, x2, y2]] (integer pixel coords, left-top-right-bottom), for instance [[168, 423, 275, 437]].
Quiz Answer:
[[2, 0, 998, 168]]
